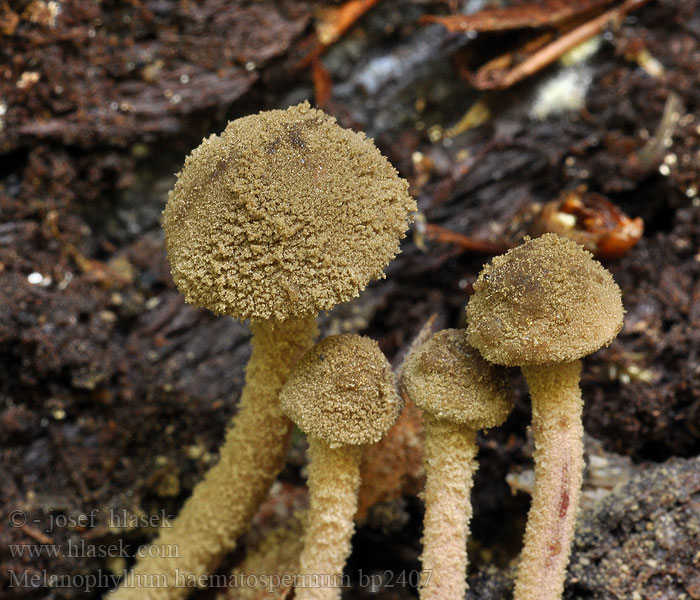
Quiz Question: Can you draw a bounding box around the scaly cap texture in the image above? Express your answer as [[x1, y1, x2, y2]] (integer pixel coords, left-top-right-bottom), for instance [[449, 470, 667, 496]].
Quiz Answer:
[[280, 334, 402, 448], [466, 233, 624, 366], [402, 329, 512, 429], [163, 102, 415, 321]]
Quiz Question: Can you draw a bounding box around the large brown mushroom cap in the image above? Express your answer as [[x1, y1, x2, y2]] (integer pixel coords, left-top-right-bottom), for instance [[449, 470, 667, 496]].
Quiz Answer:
[[280, 335, 402, 448], [402, 329, 512, 428], [163, 102, 415, 321], [466, 233, 624, 367]]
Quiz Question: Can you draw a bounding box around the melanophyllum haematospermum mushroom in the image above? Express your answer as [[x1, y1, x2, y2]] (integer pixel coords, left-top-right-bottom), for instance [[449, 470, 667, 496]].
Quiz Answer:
[[110, 102, 415, 599], [280, 334, 402, 600], [466, 233, 624, 600], [401, 329, 512, 600]]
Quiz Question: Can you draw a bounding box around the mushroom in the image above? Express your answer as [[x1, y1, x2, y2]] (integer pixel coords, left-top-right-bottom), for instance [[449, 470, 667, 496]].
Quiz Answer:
[[111, 102, 414, 599], [401, 329, 512, 600], [280, 334, 402, 600], [466, 233, 624, 600]]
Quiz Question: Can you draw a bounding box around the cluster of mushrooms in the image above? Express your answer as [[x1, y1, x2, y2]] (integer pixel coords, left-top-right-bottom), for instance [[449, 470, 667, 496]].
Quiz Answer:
[[109, 103, 624, 600]]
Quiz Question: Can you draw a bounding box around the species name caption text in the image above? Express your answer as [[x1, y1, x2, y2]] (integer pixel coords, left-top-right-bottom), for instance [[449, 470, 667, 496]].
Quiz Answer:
[[7, 569, 434, 593], [7, 509, 432, 592]]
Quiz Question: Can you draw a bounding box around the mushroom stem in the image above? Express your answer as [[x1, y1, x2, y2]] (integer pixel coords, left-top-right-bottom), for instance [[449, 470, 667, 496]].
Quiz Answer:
[[297, 438, 363, 600], [420, 415, 478, 600], [515, 360, 584, 600], [110, 316, 317, 600], [280, 334, 402, 600]]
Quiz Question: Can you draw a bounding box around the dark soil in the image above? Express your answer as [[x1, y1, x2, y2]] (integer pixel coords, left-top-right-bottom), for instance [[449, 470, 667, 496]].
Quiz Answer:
[[1, 0, 698, 599], [465, 455, 700, 600]]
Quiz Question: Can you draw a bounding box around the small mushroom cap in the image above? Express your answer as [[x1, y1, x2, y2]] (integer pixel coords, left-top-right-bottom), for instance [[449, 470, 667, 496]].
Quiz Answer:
[[280, 335, 402, 448], [466, 233, 624, 367], [163, 102, 415, 321], [401, 329, 512, 428]]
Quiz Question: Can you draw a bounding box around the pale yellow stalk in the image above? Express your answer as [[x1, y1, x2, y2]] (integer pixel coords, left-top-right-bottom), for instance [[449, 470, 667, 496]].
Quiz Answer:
[[295, 440, 363, 600], [280, 335, 401, 600], [419, 416, 478, 600], [110, 316, 317, 600], [515, 360, 584, 600]]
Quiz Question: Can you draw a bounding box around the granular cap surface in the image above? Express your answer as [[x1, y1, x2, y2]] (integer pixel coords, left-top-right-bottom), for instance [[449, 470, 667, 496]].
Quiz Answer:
[[467, 234, 624, 366], [402, 329, 512, 428], [280, 335, 402, 448], [163, 102, 415, 321]]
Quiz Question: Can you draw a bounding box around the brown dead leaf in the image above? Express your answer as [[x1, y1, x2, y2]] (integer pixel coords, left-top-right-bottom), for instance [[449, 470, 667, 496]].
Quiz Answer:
[[421, 0, 614, 32], [296, 0, 380, 70], [467, 0, 652, 90], [315, 0, 380, 45], [0, 1, 19, 35], [422, 223, 509, 254], [312, 57, 332, 107]]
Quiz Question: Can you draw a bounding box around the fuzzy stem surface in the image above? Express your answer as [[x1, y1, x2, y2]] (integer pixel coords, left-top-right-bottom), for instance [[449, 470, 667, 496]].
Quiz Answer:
[[295, 438, 363, 600], [109, 316, 317, 600], [514, 360, 584, 600], [419, 416, 478, 600]]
